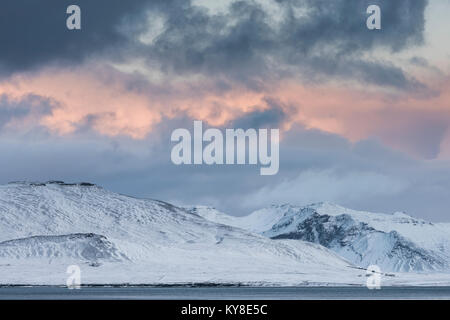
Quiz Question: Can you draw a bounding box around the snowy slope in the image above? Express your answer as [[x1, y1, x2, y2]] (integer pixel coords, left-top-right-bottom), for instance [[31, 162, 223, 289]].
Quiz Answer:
[[186, 206, 286, 233], [0, 182, 362, 285], [0, 233, 127, 263], [190, 203, 450, 273]]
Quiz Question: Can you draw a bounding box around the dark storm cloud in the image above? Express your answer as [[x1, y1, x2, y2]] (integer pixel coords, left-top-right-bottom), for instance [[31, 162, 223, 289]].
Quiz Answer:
[[0, 0, 155, 74], [146, 0, 428, 89], [300, 56, 426, 90], [0, 0, 428, 90], [281, 0, 426, 53]]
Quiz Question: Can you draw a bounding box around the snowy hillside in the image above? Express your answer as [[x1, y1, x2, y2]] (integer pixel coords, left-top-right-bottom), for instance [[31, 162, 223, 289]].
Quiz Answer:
[[0, 182, 362, 286], [190, 203, 450, 273], [0, 233, 127, 263]]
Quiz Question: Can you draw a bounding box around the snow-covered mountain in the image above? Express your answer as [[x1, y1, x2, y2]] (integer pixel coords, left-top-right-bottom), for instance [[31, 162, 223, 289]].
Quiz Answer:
[[189, 203, 450, 273], [2, 182, 450, 286], [0, 182, 362, 286]]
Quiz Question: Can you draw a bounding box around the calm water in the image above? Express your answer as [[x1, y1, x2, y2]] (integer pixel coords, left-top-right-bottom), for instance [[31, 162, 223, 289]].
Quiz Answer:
[[0, 286, 449, 300]]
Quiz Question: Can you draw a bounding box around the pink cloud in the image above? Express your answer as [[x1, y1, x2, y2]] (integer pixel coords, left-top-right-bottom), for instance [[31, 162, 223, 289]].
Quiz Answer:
[[1, 65, 449, 159]]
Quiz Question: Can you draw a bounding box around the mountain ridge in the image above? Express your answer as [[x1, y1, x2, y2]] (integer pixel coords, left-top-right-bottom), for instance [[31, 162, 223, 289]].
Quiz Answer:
[[188, 203, 450, 272]]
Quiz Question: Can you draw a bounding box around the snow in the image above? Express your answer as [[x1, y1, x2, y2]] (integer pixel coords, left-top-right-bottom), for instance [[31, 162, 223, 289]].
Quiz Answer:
[[0, 233, 127, 262], [0, 182, 359, 286], [1, 182, 449, 286], [192, 202, 450, 273]]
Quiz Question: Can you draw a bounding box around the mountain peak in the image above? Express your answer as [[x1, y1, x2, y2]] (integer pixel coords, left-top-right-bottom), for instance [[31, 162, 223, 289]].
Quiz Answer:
[[268, 202, 348, 214], [194, 201, 450, 273], [305, 201, 346, 211]]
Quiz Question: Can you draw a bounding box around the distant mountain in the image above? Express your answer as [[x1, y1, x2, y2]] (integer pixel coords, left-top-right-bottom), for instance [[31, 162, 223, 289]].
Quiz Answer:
[[0, 182, 360, 286], [189, 203, 450, 273]]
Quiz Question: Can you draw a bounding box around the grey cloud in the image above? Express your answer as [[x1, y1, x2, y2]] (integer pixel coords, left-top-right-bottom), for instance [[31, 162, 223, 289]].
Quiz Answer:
[[283, 0, 427, 53], [1, 119, 450, 222], [0, 94, 54, 129], [243, 169, 408, 209], [145, 0, 428, 90], [410, 56, 430, 67], [374, 108, 450, 159], [0, 0, 429, 91], [230, 98, 293, 129], [383, 122, 448, 159], [0, 0, 155, 75]]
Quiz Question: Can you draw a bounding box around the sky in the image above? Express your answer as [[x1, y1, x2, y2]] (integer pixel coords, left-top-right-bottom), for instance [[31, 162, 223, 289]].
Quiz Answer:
[[0, 0, 450, 221]]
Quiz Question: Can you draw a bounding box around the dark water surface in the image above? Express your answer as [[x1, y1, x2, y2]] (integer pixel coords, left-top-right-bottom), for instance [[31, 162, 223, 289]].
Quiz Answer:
[[0, 286, 449, 300]]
